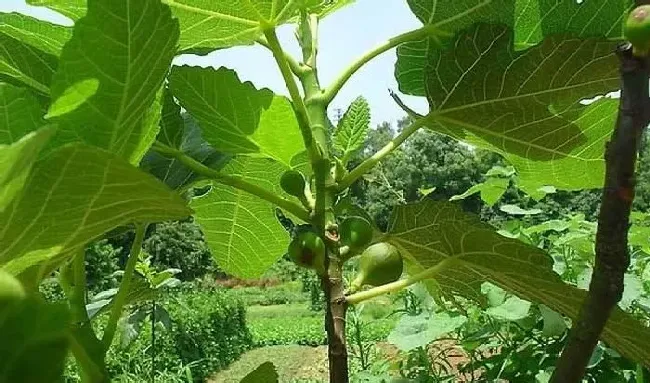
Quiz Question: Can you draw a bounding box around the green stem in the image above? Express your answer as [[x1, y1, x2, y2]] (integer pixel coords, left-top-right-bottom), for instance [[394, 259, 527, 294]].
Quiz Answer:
[[71, 249, 89, 324], [337, 116, 429, 191], [255, 37, 308, 77], [102, 223, 147, 348], [152, 142, 311, 222], [345, 260, 447, 305], [263, 27, 319, 161], [323, 25, 444, 104]]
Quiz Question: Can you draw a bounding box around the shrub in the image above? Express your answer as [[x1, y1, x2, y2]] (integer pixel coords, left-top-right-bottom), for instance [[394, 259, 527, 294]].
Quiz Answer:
[[106, 287, 252, 382], [86, 239, 122, 294]]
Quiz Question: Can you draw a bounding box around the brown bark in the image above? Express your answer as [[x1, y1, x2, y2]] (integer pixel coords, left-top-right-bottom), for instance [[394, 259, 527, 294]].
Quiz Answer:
[[550, 43, 650, 383], [322, 252, 349, 383]]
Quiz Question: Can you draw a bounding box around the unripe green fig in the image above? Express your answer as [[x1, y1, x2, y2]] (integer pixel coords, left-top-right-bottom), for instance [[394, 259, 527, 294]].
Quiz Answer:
[[625, 5, 650, 56], [280, 170, 306, 198], [350, 242, 403, 291], [288, 231, 326, 275], [0, 270, 26, 302], [340, 216, 373, 249]]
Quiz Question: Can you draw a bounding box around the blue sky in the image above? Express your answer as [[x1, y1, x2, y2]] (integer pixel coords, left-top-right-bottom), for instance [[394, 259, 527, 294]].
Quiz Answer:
[[1, 0, 430, 126]]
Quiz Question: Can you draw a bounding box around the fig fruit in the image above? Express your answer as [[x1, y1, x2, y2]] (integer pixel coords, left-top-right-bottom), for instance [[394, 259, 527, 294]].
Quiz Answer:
[[288, 231, 326, 275], [280, 170, 307, 198], [350, 242, 403, 291], [625, 5, 650, 56], [339, 216, 373, 249]]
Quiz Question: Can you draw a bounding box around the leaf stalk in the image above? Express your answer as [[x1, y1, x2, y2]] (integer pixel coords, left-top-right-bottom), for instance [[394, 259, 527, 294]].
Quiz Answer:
[[151, 141, 311, 222], [337, 116, 429, 190], [102, 222, 147, 348], [323, 25, 446, 104]]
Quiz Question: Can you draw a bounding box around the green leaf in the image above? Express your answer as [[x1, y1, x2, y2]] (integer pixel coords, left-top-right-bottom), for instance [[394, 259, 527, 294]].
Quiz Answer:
[[142, 114, 229, 191], [191, 157, 290, 278], [290, 150, 312, 179], [500, 204, 542, 216], [240, 361, 279, 383], [0, 295, 70, 383], [170, 66, 303, 166], [0, 127, 54, 213], [26, 0, 87, 20], [421, 24, 619, 191], [0, 83, 45, 144], [539, 304, 567, 337], [0, 144, 192, 278], [0, 13, 72, 56], [46, 0, 180, 165], [386, 199, 650, 367], [306, 0, 356, 18], [396, 0, 631, 96], [0, 16, 62, 95], [450, 177, 508, 206], [158, 88, 185, 148], [387, 312, 467, 351], [162, 0, 296, 52], [486, 296, 531, 321], [334, 96, 370, 163]]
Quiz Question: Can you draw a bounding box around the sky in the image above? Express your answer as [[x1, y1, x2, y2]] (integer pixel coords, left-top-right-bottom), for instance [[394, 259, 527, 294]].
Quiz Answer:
[[0, 0, 430, 127]]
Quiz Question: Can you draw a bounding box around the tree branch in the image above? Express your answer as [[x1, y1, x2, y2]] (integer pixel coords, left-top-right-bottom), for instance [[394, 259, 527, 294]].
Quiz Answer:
[[102, 223, 147, 348], [152, 141, 311, 222], [322, 25, 445, 104], [550, 43, 650, 383], [262, 27, 320, 161], [337, 116, 429, 191]]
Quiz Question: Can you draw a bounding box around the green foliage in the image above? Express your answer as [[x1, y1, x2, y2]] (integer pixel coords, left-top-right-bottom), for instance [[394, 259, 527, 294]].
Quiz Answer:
[[225, 283, 308, 306], [85, 239, 121, 294], [334, 97, 371, 164], [143, 220, 214, 281], [5, 0, 650, 381], [107, 288, 252, 382], [0, 272, 70, 383]]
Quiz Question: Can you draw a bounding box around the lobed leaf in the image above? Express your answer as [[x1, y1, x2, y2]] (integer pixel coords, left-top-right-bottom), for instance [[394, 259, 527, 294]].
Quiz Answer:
[[191, 157, 290, 278], [162, 0, 296, 52], [170, 66, 303, 166], [0, 144, 192, 279], [386, 199, 650, 368], [396, 0, 631, 96], [422, 24, 619, 191], [46, 0, 180, 165]]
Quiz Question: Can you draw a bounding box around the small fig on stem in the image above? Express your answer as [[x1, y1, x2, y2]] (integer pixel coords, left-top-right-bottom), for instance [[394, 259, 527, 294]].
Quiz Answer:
[[349, 242, 403, 292], [339, 216, 373, 250], [625, 5, 650, 57], [288, 231, 326, 275], [280, 170, 314, 210]]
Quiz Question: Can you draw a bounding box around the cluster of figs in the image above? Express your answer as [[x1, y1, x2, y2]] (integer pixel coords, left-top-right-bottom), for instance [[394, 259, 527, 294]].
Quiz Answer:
[[280, 170, 403, 291]]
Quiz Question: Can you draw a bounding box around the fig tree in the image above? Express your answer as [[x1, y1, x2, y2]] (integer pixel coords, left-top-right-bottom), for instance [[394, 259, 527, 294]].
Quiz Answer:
[[288, 231, 326, 275], [339, 216, 373, 249], [280, 170, 307, 198], [350, 242, 403, 291], [625, 5, 650, 56]]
